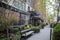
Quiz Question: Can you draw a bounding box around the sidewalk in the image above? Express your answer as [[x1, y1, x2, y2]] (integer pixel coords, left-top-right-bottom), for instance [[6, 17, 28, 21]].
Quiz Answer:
[[27, 25, 51, 40]]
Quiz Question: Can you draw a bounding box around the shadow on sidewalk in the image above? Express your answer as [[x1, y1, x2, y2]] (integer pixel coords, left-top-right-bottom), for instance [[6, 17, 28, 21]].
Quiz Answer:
[[21, 34, 33, 40]]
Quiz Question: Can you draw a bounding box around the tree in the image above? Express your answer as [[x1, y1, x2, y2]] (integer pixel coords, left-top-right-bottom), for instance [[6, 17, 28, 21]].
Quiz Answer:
[[0, 8, 17, 39]]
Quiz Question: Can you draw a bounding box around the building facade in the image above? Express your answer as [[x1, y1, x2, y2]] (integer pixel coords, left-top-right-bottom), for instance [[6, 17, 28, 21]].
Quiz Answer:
[[0, 0, 31, 25], [0, 0, 47, 25]]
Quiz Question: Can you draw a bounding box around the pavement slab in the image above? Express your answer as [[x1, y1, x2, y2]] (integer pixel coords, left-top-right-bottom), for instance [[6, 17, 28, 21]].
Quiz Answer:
[[27, 25, 50, 40]]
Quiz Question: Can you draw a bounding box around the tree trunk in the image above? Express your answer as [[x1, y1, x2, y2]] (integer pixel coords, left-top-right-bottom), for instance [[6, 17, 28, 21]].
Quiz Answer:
[[6, 27, 9, 40]]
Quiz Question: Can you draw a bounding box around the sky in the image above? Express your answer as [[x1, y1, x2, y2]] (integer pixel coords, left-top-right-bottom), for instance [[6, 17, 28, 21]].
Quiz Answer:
[[46, 0, 55, 16]]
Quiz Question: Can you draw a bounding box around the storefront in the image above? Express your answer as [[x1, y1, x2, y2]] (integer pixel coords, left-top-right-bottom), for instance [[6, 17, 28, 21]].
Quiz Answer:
[[29, 11, 43, 26], [0, 1, 30, 25], [18, 12, 30, 25]]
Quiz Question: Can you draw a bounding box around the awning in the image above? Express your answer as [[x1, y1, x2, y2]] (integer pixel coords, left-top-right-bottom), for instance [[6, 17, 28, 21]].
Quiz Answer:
[[35, 11, 40, 16], [32, 16, 44, 22]]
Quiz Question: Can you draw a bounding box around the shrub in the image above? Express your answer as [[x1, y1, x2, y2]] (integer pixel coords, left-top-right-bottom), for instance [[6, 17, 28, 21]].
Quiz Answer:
[[24, 25, 30, 29], [53, 23, 60, 40], [39, 24, 45, 29], [0, 38, 9, 40], [53, 23, 57, 28], [9, 27, 21, 40], [30, 25, 40, 33]]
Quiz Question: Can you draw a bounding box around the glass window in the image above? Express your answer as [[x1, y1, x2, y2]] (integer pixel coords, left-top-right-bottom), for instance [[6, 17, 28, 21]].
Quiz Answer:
[[18, 14, 26, 25], [12, 0, 24, 11], [28, 6, 30, 11], [19, 0, 26, 2], [21, 14, 26, 20], [3, 0, 8, 3], [13, 0, 20, 8], [23, 3, 26, 11], [2, 0, 11, 3]]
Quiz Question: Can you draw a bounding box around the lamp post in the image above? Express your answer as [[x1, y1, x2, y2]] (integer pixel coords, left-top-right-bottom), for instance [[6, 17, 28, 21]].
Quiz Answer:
[[57, 0, 60, 22]]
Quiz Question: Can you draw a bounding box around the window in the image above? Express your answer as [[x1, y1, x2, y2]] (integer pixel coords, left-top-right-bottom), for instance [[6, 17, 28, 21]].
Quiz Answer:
[[3, 0, 8, 3], [28, 6, 30, 11], [2, 0, 11, 3], [18, 13, 26, 25], [21, 14, 26, 20], [13, 0, 20, 8], [23, 4, 25, 11], [19, 0, 26, 2], [12, 0, 25, 11]]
